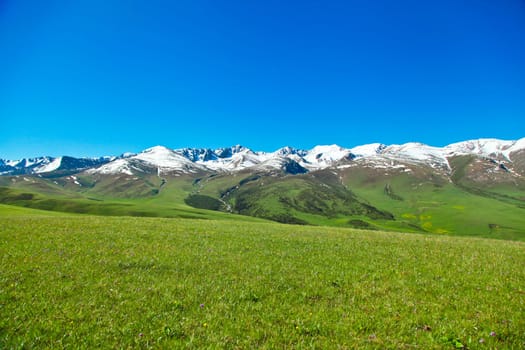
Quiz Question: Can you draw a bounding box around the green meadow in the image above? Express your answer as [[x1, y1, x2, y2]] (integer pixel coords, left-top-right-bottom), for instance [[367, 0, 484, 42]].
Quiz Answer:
[[1, 205, 524, 348]]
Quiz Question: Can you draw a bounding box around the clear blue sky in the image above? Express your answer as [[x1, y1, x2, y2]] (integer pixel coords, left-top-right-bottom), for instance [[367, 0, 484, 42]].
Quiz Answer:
[[1, 0, 524, 159]]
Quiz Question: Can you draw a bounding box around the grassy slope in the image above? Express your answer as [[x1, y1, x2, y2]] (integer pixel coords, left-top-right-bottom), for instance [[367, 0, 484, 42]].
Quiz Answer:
[[2, 169, 524, 241], [0, 176, 266, 223], [0, 203, 68, 217], [1, 207, 524, 349], [343, 170, 525, 241], [194, 169, 525, 240], [197, 171, 394, 227]]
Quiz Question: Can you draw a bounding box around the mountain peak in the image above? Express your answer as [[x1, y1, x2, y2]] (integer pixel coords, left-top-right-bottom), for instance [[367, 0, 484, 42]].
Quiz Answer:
[[303, 144, 352, 167], [350, 143, 386, 157], [143, 145, 173, 154], [215, 145, 252, 159], [273, 146, 304, 157]]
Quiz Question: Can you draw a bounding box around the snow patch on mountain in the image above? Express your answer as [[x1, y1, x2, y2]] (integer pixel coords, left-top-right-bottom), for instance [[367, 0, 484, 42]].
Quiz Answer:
[[445, 139, 517, 159], [89, 159, 134, 176], [383, 143, 447, 161], [254, 157, 289, 171], [34, 157, 63, 173], [350, 143, 386, 158], [509, 137, 525, 151]]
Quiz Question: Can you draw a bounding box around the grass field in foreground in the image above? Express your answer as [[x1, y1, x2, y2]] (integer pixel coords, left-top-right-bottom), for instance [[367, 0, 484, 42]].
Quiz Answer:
[[1, 208, 524, 348]]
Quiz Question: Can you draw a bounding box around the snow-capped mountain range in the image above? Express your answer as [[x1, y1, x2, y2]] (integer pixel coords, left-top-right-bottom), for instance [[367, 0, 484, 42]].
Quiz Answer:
[[0, 156, 113, 176], [1, 138, 524, 177]]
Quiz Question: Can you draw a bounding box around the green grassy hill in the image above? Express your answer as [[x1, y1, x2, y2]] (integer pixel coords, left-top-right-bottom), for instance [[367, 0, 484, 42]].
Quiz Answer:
[[0, 177, 264, 223], [341, 168, 525, 240], [1, 206, 524, 348]]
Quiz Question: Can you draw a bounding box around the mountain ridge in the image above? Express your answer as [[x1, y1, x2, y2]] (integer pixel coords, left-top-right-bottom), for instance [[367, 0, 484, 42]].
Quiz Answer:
[[2, 138, 524, 177]]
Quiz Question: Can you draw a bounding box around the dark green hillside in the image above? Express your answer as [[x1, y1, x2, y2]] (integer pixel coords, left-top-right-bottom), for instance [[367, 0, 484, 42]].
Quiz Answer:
[[227, 172, 393, 225]]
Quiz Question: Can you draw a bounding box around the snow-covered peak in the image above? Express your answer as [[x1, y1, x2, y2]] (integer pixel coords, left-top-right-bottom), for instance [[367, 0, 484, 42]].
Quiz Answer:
[[136, 146, 187, 164], [446, 139, 514, 157], [8, 157, 51, 168], [384, 142, 443, 158], [90, 145, 208, 175], [141, 145, 173, 155], [215, 145, 253, 159], [34, 157, 62, 173], [120, 152, 136, 158], [175, 148, 214, 162], [303, 145, 352, 167], [135, 146, 206, 172], [2, 157, 55, 172], [5, 159, 21, 167], [120, 145, 178, 165], [89, 158, 134, 176], [350, 143, 386, 158], [380, 143, 450, 169], [1, 155, 110, 176], [445, 138, 525, 160], [199, 150, 266, 171], [273, 146, 306, 157], [230, 144, 250, 153], [274, 146, 293, 156]]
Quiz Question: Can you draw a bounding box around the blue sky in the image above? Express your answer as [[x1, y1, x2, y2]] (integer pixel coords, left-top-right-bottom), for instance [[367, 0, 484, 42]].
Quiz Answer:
[[1, 0, 524, 159]]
